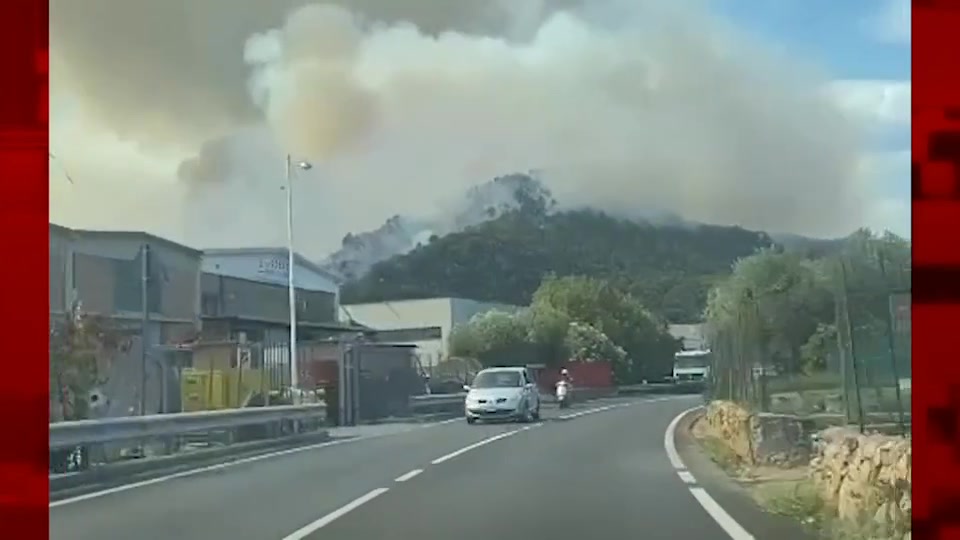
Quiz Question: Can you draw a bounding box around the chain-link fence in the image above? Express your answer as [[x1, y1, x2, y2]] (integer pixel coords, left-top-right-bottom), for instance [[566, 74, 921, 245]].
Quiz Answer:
[[707, 252, 910, 435], [839, 256, 910, 435], [705, 296, 768, 411]]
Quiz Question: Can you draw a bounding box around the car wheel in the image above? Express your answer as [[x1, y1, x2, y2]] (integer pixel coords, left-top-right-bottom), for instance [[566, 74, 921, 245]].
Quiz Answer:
[[520, 403, 534, 423], [466, 416, 477, 425]]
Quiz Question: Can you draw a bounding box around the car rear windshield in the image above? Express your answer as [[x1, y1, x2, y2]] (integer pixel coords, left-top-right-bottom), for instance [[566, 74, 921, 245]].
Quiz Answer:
[[472, 371, 522, 388]]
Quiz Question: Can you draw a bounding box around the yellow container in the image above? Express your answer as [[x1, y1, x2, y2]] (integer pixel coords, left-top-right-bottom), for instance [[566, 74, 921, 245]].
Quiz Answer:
[[181, 369, 227, 411]]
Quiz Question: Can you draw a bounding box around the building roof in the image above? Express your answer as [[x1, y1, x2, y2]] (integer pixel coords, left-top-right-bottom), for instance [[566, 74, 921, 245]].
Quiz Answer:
[[341, 296, 519, 308], [201, 314, 367, 332], [203, 247, 341, 284], [50, 223, 202, 256]]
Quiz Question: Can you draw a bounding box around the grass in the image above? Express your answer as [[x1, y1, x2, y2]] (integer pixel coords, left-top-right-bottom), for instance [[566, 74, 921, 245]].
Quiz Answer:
[[698, 436, 744, 474], [767, 373, 843, 394], [754, 480, 828, 532]]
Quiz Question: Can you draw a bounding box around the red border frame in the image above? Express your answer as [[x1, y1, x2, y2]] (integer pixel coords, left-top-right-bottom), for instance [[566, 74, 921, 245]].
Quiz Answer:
[[913, 1, 960, 538], [2, 0, 948, 537], [0, 0, 49, 535]]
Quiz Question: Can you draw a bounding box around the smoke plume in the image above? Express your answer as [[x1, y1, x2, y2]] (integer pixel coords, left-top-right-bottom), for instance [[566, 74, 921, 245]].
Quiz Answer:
[[50, 0, 869, 257]]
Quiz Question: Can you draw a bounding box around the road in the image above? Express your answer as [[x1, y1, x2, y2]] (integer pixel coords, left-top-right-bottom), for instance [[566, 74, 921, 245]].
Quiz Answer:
[[49, 395, 795, 540]]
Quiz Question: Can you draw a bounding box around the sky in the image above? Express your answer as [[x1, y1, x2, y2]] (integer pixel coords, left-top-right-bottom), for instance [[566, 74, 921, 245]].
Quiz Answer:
[[48, 0, 912, 256], [712, 0, 911, 237]]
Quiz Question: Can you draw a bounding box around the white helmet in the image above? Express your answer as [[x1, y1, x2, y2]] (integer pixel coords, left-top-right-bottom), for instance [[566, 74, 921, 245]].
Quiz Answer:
[[560, 368, 569, 376]]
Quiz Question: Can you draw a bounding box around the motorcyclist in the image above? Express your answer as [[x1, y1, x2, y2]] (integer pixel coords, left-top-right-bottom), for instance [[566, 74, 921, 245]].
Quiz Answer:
[[556, 368, 573, 406]]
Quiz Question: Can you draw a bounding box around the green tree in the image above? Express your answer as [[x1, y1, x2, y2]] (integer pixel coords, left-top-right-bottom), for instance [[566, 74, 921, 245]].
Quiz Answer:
[[564, 322, 627, 366], [448, 309, 532, 367], [799, 323, 837, 374], [340, 209, 771, 323], [706, 248, 834, 374], [524, 303, 572, 366], [531, 275, 679, 381], [49, 303, 121, 421], [706, 229, 911, 384]]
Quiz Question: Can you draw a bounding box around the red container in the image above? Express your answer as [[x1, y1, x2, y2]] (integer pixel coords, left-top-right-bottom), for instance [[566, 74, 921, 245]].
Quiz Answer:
[[537, 361, 613, 392]]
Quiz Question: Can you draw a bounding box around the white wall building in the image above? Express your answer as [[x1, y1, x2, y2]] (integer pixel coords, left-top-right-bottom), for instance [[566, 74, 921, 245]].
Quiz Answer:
[[201, 248, 339, 296], [340, 297, 519, 369], [200, 248, 343, 343]]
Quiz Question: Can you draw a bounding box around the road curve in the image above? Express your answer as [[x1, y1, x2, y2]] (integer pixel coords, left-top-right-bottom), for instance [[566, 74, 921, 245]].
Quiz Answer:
[[50, 395, 748, 540]]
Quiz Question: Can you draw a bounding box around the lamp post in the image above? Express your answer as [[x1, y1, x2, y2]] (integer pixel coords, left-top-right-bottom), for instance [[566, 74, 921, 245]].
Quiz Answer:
[[285, 154, 312, 402]]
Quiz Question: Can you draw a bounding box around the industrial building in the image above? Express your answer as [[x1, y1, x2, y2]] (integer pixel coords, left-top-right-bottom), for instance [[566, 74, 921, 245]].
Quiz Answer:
[[199, 247, 347, 343], [48, 224, 203, 420], [339, 297, 520, 371], [50, 225, 435, 424]]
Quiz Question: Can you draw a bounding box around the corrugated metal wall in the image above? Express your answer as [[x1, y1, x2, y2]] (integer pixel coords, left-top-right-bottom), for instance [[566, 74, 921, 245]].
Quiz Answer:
[[201, 273, 337, 324]]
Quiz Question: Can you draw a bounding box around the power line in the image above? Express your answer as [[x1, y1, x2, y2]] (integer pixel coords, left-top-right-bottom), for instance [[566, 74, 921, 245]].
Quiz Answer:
[[49, 151, 75, 184]]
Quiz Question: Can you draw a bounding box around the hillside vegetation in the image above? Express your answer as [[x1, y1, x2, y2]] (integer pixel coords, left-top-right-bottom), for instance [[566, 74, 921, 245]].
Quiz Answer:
[[340, 209, 774, 323]]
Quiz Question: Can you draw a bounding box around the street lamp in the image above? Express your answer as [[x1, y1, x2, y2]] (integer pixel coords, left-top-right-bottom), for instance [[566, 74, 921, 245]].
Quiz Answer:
[[285, 154, 312, 402]]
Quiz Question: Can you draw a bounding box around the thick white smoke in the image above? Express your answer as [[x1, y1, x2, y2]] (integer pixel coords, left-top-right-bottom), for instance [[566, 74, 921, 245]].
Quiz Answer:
[[50, 0, 868, 257]]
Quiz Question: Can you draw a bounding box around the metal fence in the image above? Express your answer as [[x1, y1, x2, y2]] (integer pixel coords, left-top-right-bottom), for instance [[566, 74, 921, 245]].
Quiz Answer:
[[707, 253, 911, 435], [837, 256, 911, 434]]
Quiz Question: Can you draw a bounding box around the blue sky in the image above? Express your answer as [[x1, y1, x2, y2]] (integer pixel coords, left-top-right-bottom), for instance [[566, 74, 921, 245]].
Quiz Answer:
[[713, 0, 911, 237]]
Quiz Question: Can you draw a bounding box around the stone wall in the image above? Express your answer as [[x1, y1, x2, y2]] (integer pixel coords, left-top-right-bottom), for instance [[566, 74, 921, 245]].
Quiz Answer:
[[701, 400, 810, 467], [699, 401, 911, 538], [810, 427, 911, 536]]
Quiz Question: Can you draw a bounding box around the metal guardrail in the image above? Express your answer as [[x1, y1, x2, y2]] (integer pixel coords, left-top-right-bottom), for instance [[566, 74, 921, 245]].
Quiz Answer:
[[409, 393, 467, 408], [51, 382, 702, 451], [49, 404, 328, 450]]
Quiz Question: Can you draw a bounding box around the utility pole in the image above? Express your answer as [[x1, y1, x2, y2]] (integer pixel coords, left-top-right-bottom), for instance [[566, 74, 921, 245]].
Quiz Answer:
[[285, 154, 299, 404], [878, 250, 907, 435], [840, 259, 865, 432], [140, 243, 150, 416], [284, 155, 312, 406]]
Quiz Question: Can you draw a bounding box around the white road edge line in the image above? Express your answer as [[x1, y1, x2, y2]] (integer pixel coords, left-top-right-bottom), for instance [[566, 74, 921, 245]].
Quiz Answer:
[[394, 469, 423, 482], [49, 418, 459, 508], [558, 395, 690, 420], [558, 406, 610, 420], [689, 488, 755, 540], [677, 470, 697, 484], [431, 425, 535, 465], [664, 405, 698, 470], [664, 406, 755, 540], [281, 488, 390, 540]]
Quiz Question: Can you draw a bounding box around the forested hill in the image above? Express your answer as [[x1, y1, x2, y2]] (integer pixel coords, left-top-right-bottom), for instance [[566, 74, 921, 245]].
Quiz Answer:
[[339, 209, 773, 323]]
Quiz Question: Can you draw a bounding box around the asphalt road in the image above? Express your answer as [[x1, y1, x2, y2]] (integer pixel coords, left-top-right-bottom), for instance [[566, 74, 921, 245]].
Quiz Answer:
[[49, 395, 774, 540]]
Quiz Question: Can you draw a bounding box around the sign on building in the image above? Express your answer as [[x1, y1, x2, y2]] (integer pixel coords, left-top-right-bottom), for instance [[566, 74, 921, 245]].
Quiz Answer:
[[257, 257, 289, 279]]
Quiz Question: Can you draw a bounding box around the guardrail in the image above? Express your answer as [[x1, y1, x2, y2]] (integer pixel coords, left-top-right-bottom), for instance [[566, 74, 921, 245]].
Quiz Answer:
[[50, 403, 328, 450], [617, 381, 705, 395], [49, 383, 705, 496], [410, 393, 466, 406], [50, 384, 701, 473], [405, 381, 704, 412], [408, 393, 466, 415]]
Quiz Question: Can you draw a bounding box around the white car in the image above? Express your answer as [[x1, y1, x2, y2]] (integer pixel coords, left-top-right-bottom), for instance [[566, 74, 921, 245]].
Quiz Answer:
[[463, 367, 541, 424]]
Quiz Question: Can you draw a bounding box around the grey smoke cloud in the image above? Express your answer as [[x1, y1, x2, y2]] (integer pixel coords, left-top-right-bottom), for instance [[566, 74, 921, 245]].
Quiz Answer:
[[49, 0, 868, 256]]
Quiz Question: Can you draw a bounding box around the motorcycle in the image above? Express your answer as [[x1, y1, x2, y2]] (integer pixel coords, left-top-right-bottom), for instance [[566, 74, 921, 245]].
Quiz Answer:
[[555, 380, 571, 409]]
